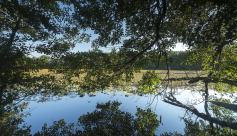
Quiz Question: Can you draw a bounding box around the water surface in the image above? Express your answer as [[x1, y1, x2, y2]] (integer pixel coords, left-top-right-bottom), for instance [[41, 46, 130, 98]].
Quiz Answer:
[[13, 82, 237, 135], [1, 82, 237, 135]]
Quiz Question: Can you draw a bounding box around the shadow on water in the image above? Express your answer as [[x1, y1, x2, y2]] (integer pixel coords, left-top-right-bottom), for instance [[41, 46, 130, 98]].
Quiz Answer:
[[1, 81, 237, 135]]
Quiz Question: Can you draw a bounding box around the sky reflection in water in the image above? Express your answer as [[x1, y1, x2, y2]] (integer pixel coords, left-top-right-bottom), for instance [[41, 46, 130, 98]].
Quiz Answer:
[[18, 84, 237, 135]]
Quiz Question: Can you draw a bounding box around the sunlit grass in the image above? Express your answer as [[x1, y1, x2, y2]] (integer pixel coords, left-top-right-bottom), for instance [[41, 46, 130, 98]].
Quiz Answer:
[[21, 69, 209, 97], [29, 69, 205, 87]]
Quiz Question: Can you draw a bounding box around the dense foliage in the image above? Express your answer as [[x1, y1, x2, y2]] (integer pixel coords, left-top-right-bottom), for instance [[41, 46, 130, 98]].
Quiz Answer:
[[63, 0, 236, 87], [39, 51, 203, 70], [0, 0, 90, 92], [1, 0, 237, 135], [1, 0, 236, 90], [143, 51, 203, 70]]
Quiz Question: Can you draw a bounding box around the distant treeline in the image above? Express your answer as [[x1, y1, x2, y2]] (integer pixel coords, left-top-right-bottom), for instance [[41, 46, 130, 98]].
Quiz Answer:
[[36, 51, 203, 70], [142, 51, 203, 70]]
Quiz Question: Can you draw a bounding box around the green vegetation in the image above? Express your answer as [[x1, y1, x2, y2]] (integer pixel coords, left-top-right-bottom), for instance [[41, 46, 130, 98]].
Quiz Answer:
[[2, 100, 160, 136], [37, 51, 204, 70], [143, 51, 203, 70], [1, 0, 236, 91], [1, 0, 237, 135]]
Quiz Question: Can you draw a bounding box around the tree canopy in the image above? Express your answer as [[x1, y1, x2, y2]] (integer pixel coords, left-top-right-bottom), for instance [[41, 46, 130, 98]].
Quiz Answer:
[[61, 0, 236, 89], [1, 1, 237, 135], [1, 0, 237, 91], [0, 0, 90, 92]]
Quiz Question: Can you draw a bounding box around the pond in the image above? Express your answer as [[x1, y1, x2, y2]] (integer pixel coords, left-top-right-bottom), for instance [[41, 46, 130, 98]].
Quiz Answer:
[[1, 81, 237, 135]]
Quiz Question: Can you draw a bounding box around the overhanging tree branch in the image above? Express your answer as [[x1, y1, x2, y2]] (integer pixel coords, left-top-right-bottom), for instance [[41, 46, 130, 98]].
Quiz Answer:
[[164, 97, 237, 130], [4, 15, 22, 56], [114, 0, 167, 74], [161, 77, 237, 87]]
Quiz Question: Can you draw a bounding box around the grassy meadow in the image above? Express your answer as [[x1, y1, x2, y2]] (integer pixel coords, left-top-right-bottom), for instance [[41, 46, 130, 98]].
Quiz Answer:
[[30, 69, 206, 86]]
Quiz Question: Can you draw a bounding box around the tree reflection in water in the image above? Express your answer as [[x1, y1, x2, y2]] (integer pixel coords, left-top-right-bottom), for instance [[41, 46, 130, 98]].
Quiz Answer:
[[162, 82, 237, 136], [1, 99, 160, 135], [1, 82, 237, 135], [76, 100, 159, 135]]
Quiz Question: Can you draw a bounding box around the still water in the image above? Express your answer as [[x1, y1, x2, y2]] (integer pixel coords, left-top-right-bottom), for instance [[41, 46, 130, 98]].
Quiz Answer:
[[4, 82, 237, 135]]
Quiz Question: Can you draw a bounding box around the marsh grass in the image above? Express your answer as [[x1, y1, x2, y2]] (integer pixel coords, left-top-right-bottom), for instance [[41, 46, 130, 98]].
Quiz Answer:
[[20, 69, 209, 98], [29, 69, 205, 86]]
